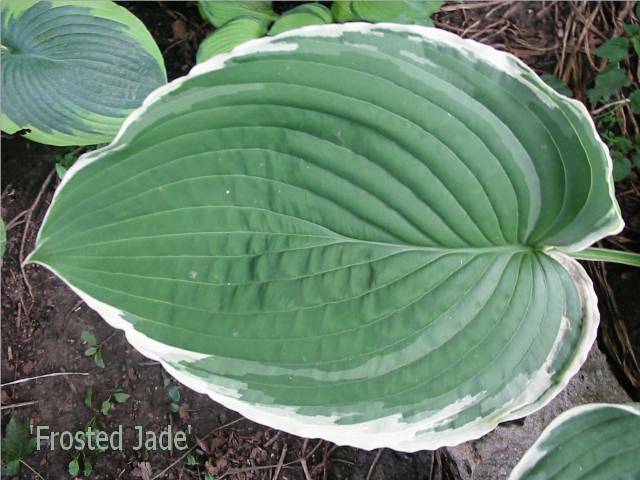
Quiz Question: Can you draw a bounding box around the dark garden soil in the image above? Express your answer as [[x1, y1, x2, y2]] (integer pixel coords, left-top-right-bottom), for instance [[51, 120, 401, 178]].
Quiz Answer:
[[1, 2, 639, 480]]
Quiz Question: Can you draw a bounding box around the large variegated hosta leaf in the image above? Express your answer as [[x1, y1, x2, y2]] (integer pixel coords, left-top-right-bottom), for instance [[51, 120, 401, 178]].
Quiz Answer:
[[28, 24, 623, 451], [0, 0, 166, 146], [510, 403, 640, 479]]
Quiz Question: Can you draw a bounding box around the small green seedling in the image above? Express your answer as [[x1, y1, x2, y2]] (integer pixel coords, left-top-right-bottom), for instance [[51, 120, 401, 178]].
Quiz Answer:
[[80, 330, 115, 368], [163, 376, 182, 413], [597, 110, 640, 182], [101, 391, 130, 416], [68, 417, 105, 478], [181, 447, 207, 475], [68, 454, 92, 478], [81, 330, 104, 368], [54, 152, 77, 179], [0, 416, 37, 477], [84, 386, 93, 409], [83, 417, 108, 453], [603, 130, 640, 181], [100, 398, 112, 416], [541, 74, 573, 97]]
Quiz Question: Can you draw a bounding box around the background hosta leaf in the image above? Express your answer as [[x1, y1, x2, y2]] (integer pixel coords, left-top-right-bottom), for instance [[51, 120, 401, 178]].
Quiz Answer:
[[198, 1, 277, 28], [333, 1, 443, 25], [269, 4, 333, 36], [331, 1, 359, 22], [510, 403, 640, 479], [197, 17, 268, 64], [0, 0, 166, 146], [29, 24, 622, 451]]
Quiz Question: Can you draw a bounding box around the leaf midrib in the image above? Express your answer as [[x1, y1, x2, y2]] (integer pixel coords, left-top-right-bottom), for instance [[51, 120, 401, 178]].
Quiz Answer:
[[33, 228, 534, 264]]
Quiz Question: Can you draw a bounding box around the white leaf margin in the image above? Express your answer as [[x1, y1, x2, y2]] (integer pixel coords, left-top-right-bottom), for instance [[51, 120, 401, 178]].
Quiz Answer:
[[509, 403, 640, 479], [28, 23, 621, 451]]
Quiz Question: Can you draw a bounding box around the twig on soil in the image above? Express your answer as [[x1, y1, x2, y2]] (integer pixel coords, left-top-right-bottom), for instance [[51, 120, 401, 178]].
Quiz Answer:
[[138, 361, 161, 367], [566, 3, 600, 78], [6, 209, 29, 231], [300, 457, 312, 480], [614, 1, 635, 35], [19, 168, 56, 298], [222, 463, 293, 478], [220, 439, 323, 479], [0, 400, 38, 410], [263, 430, 281, 448], [304, 439, 324, 460], [321, 442, 329, 480], [1, 371, 89, 387], [365, 449, 383, 480], [591, 98, 630, 116], [273, 443, 287, 480], [1, 183, 13, 200], [590, 261, 640, 389], [151, 417, 245, 479], [19, 460, 45, 480], [440, 0, 505, 12], [65, 299, 84, 317], [331, 458, 355, 466], [299, 439, 312, 480]]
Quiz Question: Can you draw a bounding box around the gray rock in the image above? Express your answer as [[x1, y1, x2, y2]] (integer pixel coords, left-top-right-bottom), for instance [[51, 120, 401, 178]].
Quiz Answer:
[[446, 345, 630, 480]]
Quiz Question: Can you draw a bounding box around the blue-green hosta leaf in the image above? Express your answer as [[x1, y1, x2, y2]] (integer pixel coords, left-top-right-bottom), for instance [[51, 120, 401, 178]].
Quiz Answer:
[[198, 1, 277, 28], [269, 4, 333, 36], [197, 17, 268, 64], [510, 403, 640, 479], [28, 24, 623, 451], [0, 0, 166, 146]]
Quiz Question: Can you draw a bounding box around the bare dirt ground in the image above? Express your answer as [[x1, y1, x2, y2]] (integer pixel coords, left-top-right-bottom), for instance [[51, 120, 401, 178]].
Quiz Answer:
[[2, 2, 639, 479]]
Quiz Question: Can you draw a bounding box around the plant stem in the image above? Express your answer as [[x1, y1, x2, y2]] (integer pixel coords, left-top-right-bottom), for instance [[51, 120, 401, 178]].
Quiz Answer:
[[568, 247, 640, 267]]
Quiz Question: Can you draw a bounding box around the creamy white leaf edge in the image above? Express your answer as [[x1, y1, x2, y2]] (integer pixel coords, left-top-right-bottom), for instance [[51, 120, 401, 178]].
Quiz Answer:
[[29, 23, 620, 451], [509, 403, 640, 479]]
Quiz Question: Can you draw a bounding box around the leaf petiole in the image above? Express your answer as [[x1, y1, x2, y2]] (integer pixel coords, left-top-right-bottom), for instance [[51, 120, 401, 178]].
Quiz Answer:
[[568, 247, 640, 267]]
